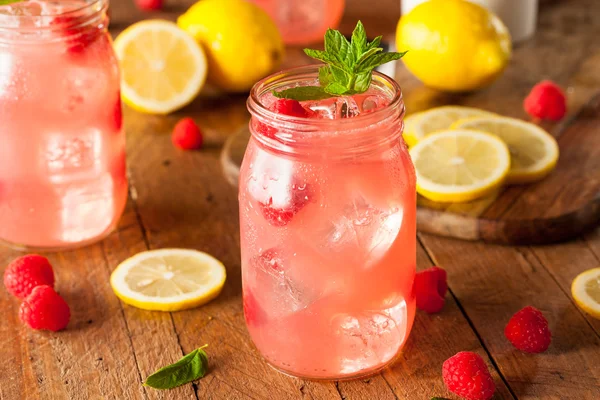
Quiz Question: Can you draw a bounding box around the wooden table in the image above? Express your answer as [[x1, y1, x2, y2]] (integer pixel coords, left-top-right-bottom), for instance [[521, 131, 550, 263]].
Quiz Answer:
[[3, 1, 600, 399]]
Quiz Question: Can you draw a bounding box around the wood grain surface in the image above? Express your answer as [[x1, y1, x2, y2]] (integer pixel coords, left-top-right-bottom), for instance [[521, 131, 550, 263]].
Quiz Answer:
[[2, 0, 600, 399]]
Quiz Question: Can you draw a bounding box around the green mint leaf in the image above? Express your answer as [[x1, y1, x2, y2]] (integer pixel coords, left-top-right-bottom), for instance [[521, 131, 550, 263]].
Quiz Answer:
[[0, 0, 25, 5], [355, 47, 383, 71], [356, 51, 408, 74], [353, 72, 372, 93], [351, 21, 368, 58], [366, 35, 383, 51], [304, 49, 348, 71], [273, 86, 331, 101], [324, 28, 352, 68], [318, 66, 333, 86], [329, 65, 351, 88], [144, 346, 208, 390], [325, 81, 350, 96]]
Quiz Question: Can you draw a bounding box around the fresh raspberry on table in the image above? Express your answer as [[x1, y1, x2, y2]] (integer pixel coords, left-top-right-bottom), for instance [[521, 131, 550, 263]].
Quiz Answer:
[[135, 0, 163, 11], [442, 351, 496, 400], [4, 255, 55, 299], [504, 306, 551, 353], [172, 117, 203, 150], [19, 285, 71, 332], [524, 80, 567, 121], [255, 99, 312, 139], [414, 266, 447, 313]]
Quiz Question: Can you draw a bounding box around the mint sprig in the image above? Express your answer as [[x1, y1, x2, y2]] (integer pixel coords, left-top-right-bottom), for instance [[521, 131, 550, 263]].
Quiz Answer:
[[273, 21, 407, 101], [144, 345, 209, 390]]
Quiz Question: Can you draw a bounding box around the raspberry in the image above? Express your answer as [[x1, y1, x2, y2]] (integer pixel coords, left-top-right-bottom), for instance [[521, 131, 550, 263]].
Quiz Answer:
[[259, 182, 312, 227], [256, 248, 285, 272], [19, 285, 71, 332], [4, 255, 55, 299], [414, 266, 447, 313], [255, 99, 312, 139], [172, 117, 203, 150], [135, 0, 163, 11], [442, 351, 496, 400], [243, 290, 265, 326], [113, 91, 123, 132], [51, 16, 97, 54], [524, 80, 567, 121], [504, 306, 551, 353]]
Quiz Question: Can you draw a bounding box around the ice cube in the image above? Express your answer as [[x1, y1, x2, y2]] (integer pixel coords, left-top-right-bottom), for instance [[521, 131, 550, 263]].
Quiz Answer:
[[333, 311, 404, 374], [304, 96, 361, 119], [247, 248, 321, 320]]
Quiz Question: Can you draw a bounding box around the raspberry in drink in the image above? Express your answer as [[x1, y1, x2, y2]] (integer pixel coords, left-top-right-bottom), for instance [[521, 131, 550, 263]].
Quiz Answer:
[[0, 0, 126, 250]]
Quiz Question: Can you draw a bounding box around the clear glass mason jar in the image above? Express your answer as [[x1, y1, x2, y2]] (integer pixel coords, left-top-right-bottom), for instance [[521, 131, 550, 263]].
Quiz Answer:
[[249, 0, 345, 45], [240, 65, 417, 380], [0, 0, 127, 251]]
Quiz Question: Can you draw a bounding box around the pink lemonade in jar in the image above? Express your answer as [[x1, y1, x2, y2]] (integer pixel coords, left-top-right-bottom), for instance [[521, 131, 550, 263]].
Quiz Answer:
[[249, 0, 345, 45], [0, 0, 127, 250], [240, 65, 416, 379]]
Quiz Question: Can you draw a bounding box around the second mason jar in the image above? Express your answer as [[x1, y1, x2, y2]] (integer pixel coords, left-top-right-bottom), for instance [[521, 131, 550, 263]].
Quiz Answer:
[[0, 0, 127, 251], [240, 66, 417, 380]]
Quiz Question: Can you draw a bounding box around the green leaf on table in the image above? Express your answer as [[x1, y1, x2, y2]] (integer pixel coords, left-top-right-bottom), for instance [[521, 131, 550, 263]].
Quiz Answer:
[[272, 21, 407, 101], [144, 345, 209, 390]]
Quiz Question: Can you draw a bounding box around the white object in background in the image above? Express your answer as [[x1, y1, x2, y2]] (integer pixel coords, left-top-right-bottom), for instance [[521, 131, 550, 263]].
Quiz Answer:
[[400, 0, 539, 43]]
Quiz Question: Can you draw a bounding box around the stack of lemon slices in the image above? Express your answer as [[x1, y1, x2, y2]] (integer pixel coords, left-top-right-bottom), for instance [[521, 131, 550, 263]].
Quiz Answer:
[[406, 106, 560, 203]]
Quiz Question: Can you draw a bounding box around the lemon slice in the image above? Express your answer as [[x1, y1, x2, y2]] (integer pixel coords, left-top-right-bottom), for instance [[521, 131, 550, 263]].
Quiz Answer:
[[110, 249, 226, 311], [403, 112, 425, 147], [572, 268, 600, 319], [409, 106, 498, 144], [452, 117, 559, 184], [113, 20, 208, 114], [409, 129, 510, 202]]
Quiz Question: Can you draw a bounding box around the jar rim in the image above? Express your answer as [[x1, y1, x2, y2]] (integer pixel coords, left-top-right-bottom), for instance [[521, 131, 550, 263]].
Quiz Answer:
[[0, 0, 107, 40], [0, 0, 104, 19], [247, 64, 403, 129]]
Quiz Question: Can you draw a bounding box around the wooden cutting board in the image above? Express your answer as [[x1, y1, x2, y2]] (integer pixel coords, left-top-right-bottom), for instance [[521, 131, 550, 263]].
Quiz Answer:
[[221, 96, 600, 245]]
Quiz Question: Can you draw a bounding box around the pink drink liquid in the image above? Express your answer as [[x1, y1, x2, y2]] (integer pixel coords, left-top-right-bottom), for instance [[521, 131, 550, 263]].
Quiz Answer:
[[241, 72, 416, 379], [249, 0, 345, 45], [0, 0, 126, 250]]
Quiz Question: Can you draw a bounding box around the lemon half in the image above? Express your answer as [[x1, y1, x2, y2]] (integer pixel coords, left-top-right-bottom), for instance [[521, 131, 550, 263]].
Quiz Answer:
[[409, 129, 511, 202], [110, 249, 226, 311], [113, 20, 208, 114], [452, 116, 559, 183], [572, 268, 600, 320]]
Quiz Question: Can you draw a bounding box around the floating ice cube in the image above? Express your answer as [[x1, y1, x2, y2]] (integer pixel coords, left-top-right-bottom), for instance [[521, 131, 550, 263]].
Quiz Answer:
[[317, 196, 403, 266], [333, 311, 403, 374], [248, 248, 321, 320]]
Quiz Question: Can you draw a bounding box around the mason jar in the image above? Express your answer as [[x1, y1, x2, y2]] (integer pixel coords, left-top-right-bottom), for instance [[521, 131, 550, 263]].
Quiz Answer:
[[240, 65, 417, 379], [249, 0, 345, 45], [0, 0, 127, 250]]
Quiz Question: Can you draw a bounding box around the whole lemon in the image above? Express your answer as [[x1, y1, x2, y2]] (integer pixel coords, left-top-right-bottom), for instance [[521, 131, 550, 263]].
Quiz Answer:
[[178, 0, 284, 92], [396, 0, 511, 92]]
